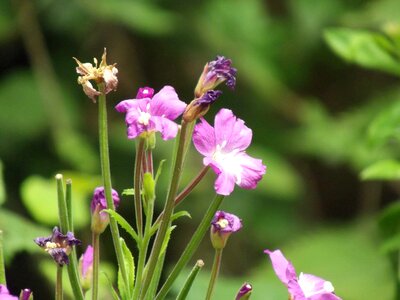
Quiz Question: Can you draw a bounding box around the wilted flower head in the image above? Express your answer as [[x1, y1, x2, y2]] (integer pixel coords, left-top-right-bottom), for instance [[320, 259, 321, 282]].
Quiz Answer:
[[195, 55, 237, 97], [193, 108, 266, 195], [91, 187, 120, 234], [235, 282, 252, 300], [210, 211, 242, 249], [79, 245, 94, 291], [34, 227, 81, 266], [115, 86, 186, 140], [73, 48, 118, 102], [265, 249, 342, 300]]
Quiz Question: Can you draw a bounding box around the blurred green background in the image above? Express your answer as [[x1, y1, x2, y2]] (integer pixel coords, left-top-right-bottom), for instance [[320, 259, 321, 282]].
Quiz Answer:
[[1, 0, 400, 299]]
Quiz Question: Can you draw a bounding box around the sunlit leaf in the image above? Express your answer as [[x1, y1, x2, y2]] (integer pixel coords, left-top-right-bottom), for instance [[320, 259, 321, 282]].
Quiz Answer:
[[324, 28, 400, 76], [0, 160, 5, 205], [103, 209, 139, 244], [361, 159, 400, 180], [118, 238, 134, 300]]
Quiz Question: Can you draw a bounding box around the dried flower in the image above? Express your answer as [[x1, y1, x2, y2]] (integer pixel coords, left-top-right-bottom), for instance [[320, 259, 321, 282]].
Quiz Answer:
[[91, 187, 120, 234], [34, 227, 81, 266], [73, 48, 118, 102], [195, 55, 237, 97], [193, 108, 266, 195], [235, 282, 252, 300], [183, 90, 222, 122], [210, 211, 242, 249], [115, 86, 186, 140], [265, 249, 342, 300]]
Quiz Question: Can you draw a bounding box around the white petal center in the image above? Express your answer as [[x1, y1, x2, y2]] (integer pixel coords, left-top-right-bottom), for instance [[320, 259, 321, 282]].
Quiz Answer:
[[212, 141, 243, 184]]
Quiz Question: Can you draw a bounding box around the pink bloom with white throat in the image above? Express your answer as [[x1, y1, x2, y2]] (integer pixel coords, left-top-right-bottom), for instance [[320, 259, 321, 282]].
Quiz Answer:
[[193, 108, 266, 195], [265, 249, 341, 300]]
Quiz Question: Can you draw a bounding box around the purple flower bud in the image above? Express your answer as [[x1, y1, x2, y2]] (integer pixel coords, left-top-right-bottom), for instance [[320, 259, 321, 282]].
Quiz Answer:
[[195, 55, 237, 97], [91, 187, 120, 234], [34, 227, 81, 266], [79, 245, 94, 290], [235, 283, 252, 300], [19, 289, 33, 300], [182, 90, 222, 122], [136, 87, 155, 99], [197, 90, 222, 106], [210, 211, 242, 249]]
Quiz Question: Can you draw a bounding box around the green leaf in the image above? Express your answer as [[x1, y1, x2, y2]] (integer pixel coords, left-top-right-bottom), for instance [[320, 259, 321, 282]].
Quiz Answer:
[[172, 211, 192, 222], [20, 173, 99, 228], [160, 225, 176, 258], [378, 201, 400, 237], [361, 159, 400, 180], [118, 238, 135, 300], [122, 189, 134, 196], [0, 209, 48, 262], [324, 28, 400, 76], [103, 209, 139, 244], [102, 272, 121, 300], [82, 0, 176, 35], [155, 159, 167, 185], [381, 233, 400, 254]]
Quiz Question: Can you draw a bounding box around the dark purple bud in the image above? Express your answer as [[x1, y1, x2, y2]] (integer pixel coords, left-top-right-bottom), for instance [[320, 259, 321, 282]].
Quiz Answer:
[[34, 227, 81, 266], [136, 87, 154, 99], [197, 90, 222, 106], [236, 283, 252, 300]]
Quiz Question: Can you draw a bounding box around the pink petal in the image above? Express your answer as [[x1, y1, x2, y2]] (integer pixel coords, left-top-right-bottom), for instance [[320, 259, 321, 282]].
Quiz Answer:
[[193, 118, 216, 156], [214, 171, 236, 196], [264, 249, 297, 286], [214, 109, 252, 152], [127, 123, 144, 139], [151, 116, 179, 140], [115, 98, 149, 113], [150, 86, 187, 120], [82, 245, 94, 277], [236, 152, 266, 190]]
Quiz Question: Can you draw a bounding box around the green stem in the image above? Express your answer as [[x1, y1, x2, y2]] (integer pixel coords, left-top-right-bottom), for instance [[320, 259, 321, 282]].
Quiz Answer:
[[155, 194, 225, 300], [92, 232, 100, 300], [0, 231, 5, 285], [56, 174, 69, 232], [140, 120, 192, 298], [65, 179, 73, 232], [205, 249, 223, 300], [56, 266, 63, 300], [97, 84, 129, 295], [176, 260, 204, 300], [152, 166, 210, 227], [134, 138, 145, 238]]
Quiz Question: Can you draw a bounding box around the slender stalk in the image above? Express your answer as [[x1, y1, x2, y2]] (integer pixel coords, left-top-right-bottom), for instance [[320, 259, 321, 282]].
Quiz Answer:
[[134, 138, 145, 238], [56, 174, 69, 232], [132, 188, 154, 300], [205, 249, 223, 300], [176, 260, 204, 300], [56, 266, 63, 300], [146, 150, 153, 175], [97, 84, 129, 294], [155, 194, 225, 300], [64, 179, 84, 300], [0, 231, 5, 285], [153, 166, 210, 227], [92, 232, 100, 300], [140, 120, 192, 298]]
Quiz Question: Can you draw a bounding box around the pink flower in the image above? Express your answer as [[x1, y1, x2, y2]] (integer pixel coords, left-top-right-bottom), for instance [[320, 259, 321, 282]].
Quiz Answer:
[[0, 285, 18, 300], [193, 108, 266, 195], [79, 246, 94, 290], [115, 86, 187, 140], [265, 249, 341, 300]]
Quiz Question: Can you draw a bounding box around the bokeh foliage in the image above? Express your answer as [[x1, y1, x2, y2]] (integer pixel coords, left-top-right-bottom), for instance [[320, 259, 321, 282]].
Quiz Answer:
[[1, 0, 400, 298]]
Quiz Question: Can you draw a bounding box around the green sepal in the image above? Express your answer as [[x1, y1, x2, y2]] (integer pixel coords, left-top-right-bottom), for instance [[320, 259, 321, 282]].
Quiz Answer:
[[143, 172, 155, 203]]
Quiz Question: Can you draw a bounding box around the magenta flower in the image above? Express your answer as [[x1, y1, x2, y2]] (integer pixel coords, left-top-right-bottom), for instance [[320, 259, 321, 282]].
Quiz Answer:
[[91, 187, 120, 233], [34, 227, 81, 266], [193, 108, 266, 195], [79, 245, 94, 290], [0, 285, 18, 300], [265, 249, 341, 300], [235, 282, 252, 300], [210, 211, 242, 249], [115, 86, 187, 140]]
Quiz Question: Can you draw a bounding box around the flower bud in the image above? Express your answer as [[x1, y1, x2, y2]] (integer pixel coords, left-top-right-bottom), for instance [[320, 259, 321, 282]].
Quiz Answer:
[[194, 56, 236, 98], [91, 187, 120, 234], [183, 90, 222, 122], [210, 211, 242, 250], [235, 283, 252, 300], [19, 289, 33, 300], [79, 246, 94, 291]]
